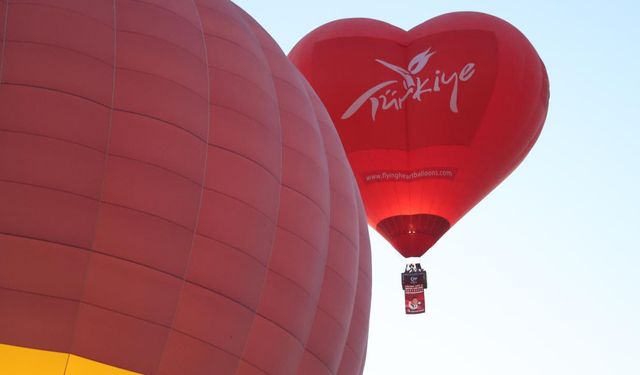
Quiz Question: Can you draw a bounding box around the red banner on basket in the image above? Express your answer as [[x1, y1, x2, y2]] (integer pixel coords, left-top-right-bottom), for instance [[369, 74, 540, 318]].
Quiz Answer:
[[405, 284, 426, 314]]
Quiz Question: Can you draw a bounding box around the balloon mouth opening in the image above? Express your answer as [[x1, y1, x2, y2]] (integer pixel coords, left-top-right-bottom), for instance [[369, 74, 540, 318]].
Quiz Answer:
[[376, 214, 450, 258]]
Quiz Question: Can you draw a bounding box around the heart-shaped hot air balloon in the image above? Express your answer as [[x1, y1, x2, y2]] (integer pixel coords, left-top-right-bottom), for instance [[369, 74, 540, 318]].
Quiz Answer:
[[0, 0, 371, 374], [290, 12, 549, 259]]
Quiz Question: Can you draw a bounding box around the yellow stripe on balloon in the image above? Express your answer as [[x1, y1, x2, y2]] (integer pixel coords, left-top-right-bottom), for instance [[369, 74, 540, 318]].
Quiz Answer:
[[65, 354, 141, 375], [0, 343, 141, 374], [0, 343, 68, 374]]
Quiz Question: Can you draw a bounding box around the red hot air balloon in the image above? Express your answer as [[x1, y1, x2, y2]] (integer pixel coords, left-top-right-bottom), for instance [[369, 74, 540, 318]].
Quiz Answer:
[[290, 13, 549, 260], [0, 1, 371, 374]]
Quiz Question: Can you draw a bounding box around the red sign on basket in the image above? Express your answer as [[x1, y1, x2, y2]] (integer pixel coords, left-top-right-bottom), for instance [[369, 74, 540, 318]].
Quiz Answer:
[[405, 284, 426, 314]]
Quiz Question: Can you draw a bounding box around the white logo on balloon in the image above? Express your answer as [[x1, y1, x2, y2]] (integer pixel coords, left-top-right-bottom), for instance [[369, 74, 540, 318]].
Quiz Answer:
[[341, 49, 476, 121]]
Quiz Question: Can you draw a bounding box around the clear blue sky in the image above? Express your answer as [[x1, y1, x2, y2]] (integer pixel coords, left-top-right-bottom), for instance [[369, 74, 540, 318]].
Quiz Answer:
[[234, 1, 640, 374]]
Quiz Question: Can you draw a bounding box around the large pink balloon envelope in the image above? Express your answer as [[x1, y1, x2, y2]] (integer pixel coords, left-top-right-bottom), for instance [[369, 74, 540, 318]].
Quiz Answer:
[[0, 1, 371, 374]]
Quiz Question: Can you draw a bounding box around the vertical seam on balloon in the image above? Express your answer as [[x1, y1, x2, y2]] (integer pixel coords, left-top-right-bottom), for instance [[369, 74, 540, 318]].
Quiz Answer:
[[288, 81, 348, 374], [403, 43, 415, 230], [401, 45, 413, 254], [351, 198, 370, 374], [269, 77, 325, 371], [335, 178, 365, 374], [316, 88, 370, 373], [299, 86, 335, 373], [150, 1, 212, 373], [67, 0, 118, 362], [0, 0, 9, 84], [232, 11, 284, 375], [409, 46, 430, 249], [63, 353, 70, 375]]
